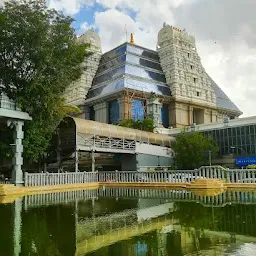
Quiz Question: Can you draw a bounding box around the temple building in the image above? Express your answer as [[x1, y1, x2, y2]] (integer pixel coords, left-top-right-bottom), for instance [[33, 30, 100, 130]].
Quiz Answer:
[[66, 23, 242, 128]]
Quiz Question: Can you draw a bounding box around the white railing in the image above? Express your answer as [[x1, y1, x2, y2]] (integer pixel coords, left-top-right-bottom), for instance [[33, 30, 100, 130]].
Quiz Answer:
[[99, 167, 256, 184], [98, 170, 196, 183], [77, 134, 136, 152], [23, 166, 256, 186], [24, 172, 98, 187], [226, 169, 256, 183]]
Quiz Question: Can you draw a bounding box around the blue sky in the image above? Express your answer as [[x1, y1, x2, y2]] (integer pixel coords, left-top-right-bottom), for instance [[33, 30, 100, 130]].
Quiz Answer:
[[72, 3, 105, 34], [45, 1, 256, 117]]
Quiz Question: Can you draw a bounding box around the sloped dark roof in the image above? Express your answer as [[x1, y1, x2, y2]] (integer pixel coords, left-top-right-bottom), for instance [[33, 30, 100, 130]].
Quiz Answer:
[[208, 75, 242, 114]]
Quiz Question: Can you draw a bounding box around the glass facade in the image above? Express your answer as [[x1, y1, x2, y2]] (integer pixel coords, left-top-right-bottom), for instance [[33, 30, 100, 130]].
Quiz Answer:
[[126, 54, 162, 71], [202, 124, 256, 157], [97, 55, 126, 74], [108, 100, 120, 124], [161, 104, 169, 128], [100, 44, 127, 64], [87, 43, 170, 100], [93, 65, 125, 85], [131, 99, 144, 121], [87, 77, 170, 99], [127, 45, 159, 61], [125, 65, 166, 83]]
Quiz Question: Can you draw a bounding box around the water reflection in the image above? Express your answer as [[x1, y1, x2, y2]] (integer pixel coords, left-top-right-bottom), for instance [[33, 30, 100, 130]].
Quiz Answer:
[[1, 188, 256, 255]]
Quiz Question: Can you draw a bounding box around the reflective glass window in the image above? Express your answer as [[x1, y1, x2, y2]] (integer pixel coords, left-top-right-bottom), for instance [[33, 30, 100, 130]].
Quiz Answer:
[[97, 55, 126, 74], [87, 79, 125, 98], [108, 100, 119, 124], [100, 45, 127, 64], [126, 65, 166, 83], [93, 66, 125, 85], [124, 77, 170, 95], [126, 54, 162, 71], [131, 99, 144, 121], [161, 104, 169, 128], [127, 45, 159, 61]]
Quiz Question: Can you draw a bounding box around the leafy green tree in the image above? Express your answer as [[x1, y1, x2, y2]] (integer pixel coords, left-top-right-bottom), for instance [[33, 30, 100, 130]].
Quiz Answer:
[[119, 118, 154, 132], [0, 0, 90, 162], [173, 131, 219, 169]]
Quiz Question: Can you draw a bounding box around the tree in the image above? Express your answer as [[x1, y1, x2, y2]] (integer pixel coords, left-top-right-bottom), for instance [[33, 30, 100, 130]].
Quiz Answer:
[[119, 118, 154, 132], [0, 0, 90, 162], [173, 131, 219, 169]]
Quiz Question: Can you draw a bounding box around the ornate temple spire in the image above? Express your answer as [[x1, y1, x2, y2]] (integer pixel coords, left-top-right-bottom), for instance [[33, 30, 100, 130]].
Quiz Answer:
[[130, 33, 134, 44]]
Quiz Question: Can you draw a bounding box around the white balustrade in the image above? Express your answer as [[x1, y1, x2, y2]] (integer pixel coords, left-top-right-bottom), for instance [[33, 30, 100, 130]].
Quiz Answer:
[[24, 172, 98, 187], [24, 166, 256, 187]]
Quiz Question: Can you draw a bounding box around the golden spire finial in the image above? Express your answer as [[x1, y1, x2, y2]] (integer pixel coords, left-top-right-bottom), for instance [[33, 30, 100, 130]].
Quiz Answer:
[[130, 33, 134, 44]]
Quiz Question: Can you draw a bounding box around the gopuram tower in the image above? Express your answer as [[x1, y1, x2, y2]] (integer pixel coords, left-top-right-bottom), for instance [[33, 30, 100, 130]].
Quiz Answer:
[[157, 23, 241, 127], [65, 28, 102, 109]]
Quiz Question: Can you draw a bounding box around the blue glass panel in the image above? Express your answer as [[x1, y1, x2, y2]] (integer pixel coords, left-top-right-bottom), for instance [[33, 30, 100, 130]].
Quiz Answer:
[[93, 65, 125, 85], [127, 45, 159, 61], [161, 104, 169, 128], [126, 54, 162, 71], [108, 100, 119, 124], [87, 78, 125, 98], [97, 54, 126, 74], [124, 77, 170, 95], [131, 99, 144, 121], [100, 45, 127, 64], [126, 65, 166, 83]]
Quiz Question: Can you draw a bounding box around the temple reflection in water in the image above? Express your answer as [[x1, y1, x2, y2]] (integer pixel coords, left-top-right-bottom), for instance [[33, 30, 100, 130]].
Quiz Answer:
[[1, 188, 256, 256]]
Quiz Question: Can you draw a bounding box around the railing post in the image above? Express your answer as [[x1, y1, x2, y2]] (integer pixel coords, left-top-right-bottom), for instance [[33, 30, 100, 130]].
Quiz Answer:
[[252, 170, 256, 183], [24, 172, 28, 187], [226, 169, 230, 183]]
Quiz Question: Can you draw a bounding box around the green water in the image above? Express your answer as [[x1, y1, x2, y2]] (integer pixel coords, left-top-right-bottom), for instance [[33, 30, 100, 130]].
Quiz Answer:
[[1, 188, 256, 255]]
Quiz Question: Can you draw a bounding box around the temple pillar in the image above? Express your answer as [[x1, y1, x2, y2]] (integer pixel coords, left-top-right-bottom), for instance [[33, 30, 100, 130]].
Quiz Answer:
[[118, 95, 130, 121], [147, 96, 162, 127], [9, 120, 24, 186]]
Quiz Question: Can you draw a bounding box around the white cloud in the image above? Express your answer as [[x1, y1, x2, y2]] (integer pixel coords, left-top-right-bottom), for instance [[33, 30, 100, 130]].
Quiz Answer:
[[48, 0, 94, 15], [94, 9, 137, 51], [4, 0, 254, 117], [89, 0, 256, 117]]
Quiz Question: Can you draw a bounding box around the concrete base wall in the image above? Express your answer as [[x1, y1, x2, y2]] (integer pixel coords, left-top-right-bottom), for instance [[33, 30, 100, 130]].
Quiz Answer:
[[120, 153, 173, 171]]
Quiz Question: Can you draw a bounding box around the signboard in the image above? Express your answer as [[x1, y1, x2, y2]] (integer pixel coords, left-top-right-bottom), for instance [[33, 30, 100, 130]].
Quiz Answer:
[[235, 156, 256, 167]]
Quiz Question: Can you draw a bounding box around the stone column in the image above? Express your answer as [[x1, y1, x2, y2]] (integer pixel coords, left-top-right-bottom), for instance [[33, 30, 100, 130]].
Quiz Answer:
[[146, 96, 162, 128], [94, 102, 108, 123], [10, 120, 24, 186], [118, 96, 130, 121], [188, 105, 193, 125]]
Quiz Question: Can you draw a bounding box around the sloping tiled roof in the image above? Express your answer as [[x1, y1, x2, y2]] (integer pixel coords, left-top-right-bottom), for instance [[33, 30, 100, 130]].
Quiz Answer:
[[208, 75, 242, 114]]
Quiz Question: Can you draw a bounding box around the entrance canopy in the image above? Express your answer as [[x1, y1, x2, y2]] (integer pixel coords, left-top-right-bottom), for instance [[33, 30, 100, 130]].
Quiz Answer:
[[58, 117, 174, 156]]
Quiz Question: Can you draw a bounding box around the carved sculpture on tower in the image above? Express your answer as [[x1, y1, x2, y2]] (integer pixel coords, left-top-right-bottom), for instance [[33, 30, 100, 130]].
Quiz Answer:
[[157, 23, 241, 127]]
